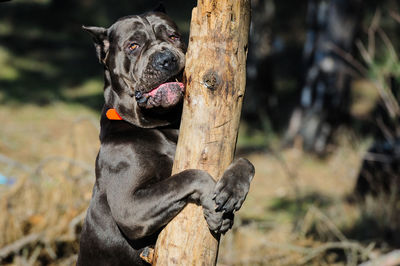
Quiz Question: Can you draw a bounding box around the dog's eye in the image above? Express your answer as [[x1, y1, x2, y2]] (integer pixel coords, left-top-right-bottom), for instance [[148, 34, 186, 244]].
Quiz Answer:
[[169, 35, 180, 41], [128, 43, 139, 51]]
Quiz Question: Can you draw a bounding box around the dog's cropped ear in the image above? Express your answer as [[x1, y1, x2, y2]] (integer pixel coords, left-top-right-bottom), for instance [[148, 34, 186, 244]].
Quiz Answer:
[[82, 25, 110, 64], [153, 2, 167, 14]]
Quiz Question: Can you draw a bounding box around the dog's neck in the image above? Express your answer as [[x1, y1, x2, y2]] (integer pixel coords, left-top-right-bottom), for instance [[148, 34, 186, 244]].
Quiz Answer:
[[101, 69, 182, 130]]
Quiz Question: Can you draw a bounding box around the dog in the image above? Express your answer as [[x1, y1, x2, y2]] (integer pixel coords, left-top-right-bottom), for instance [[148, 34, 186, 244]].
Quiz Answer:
[[77, 9, 255, 266]]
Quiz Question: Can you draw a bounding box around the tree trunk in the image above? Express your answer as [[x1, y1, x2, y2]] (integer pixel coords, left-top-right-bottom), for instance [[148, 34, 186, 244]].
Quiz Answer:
[[153, 0, 251, 265]]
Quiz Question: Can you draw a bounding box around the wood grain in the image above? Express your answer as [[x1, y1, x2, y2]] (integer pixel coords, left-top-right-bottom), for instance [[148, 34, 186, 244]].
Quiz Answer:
[[153, 0, 251, 264]]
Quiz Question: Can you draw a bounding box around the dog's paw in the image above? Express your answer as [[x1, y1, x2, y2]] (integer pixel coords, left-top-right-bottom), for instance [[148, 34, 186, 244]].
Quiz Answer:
[[213, 158, 255, 213], [202, 197, 234, 234], [187, 168, 241, 234]]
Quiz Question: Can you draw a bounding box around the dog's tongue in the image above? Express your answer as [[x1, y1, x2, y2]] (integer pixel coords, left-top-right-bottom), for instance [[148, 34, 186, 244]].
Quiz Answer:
[[145, 81, 184, 108], [148, 82, 184, 97]]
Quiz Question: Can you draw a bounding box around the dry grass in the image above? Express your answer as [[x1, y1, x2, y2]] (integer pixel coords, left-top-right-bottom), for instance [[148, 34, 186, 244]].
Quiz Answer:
[[0, 104, 98, 265], [0, 103, 399, 265], [218, 136, 371, 266]]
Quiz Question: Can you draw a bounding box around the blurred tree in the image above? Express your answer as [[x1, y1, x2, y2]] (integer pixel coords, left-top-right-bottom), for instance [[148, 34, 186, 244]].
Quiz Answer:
[[242, 0, 275, 129], [353, 7, 400, 199], [285, 0, 362, 154]]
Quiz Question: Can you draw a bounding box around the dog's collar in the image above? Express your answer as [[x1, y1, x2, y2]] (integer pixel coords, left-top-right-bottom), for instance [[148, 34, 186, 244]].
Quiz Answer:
[[106, 109, 123, 120]]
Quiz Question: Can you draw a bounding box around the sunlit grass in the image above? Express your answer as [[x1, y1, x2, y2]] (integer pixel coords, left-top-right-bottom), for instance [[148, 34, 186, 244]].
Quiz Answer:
[[0, 47, 19, 81], [62, 78, 103, 99], [0, 21, 12, 36]]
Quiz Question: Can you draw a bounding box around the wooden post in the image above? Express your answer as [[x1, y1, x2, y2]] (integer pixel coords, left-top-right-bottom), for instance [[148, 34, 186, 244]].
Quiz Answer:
[[153, 0, 251, 265]]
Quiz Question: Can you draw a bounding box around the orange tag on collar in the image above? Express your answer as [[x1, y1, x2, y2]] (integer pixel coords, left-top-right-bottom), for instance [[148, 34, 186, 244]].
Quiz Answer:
[[106, 109, 123, 120]]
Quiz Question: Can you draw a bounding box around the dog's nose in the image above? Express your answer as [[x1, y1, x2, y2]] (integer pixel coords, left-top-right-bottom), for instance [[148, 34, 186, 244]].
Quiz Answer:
[[152, 51, 178, 72]]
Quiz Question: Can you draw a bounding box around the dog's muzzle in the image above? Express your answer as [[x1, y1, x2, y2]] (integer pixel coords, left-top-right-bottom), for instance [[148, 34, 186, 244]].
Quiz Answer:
[[152, 51, 179, 73]]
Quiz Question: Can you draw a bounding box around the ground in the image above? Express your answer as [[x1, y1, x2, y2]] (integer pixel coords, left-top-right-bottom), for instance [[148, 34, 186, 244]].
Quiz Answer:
[[1, 98, 398, 266]]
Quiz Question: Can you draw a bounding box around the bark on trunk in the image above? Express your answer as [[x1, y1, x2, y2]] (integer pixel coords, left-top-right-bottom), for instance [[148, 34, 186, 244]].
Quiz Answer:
[[153, 0, 251, 265]]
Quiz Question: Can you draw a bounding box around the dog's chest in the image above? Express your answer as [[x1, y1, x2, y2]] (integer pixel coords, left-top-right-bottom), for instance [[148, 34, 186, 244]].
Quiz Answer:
[[153, 129, 177, 161]]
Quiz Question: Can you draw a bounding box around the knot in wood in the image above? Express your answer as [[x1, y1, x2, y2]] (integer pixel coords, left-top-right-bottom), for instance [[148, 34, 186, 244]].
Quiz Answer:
[[200, 147, 208, 163], [202, 70, 221, 91]]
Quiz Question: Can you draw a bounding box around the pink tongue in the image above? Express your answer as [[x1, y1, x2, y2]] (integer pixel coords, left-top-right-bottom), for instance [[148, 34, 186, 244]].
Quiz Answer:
[[148, 82, 184, 97]]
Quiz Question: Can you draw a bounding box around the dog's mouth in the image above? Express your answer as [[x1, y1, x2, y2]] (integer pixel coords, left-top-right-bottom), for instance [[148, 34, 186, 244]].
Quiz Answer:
[[135, 76, 185, 109]]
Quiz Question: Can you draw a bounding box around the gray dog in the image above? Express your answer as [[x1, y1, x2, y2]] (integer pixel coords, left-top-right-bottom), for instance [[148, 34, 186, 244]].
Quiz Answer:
[[77, 9, 255, 266]]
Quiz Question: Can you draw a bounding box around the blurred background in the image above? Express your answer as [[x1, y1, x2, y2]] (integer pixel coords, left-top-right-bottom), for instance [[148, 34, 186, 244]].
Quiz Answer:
[[1, 0, 400, 265]]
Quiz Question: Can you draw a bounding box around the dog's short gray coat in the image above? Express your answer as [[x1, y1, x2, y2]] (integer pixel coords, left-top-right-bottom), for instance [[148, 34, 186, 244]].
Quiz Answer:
[[77, 10, 255, 266]]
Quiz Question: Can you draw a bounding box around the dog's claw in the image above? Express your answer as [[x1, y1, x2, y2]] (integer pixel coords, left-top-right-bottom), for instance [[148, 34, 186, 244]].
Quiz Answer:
[[215, 204, 223, 212]]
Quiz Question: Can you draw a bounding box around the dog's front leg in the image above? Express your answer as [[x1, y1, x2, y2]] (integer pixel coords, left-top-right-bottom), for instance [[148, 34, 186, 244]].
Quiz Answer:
[[105, 168, 230, 241]]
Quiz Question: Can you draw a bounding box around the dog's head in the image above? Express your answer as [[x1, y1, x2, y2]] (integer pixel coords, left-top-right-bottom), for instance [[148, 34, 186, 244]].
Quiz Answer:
[[83, 10, 186, 127]]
